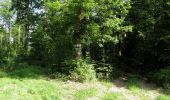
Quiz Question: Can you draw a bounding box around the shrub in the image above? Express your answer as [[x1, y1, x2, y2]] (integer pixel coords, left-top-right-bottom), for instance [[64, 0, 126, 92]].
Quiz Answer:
[[96, 63, 122, 80], [151, 66, 170, 88], [95, 63, 113, 80], [111, 66, 123, 80], [0, 71, 7, 78], [68, 59, 96, 82]]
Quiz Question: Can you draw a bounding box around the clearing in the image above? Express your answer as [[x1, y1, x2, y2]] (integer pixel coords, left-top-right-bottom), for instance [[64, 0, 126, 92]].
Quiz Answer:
[[0, 66, 169, 100]]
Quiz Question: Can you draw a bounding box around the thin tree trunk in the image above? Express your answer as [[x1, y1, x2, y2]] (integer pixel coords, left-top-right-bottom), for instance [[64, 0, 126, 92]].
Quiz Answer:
[[24, 0, 30, 52], [18, 25, 21, 50], [117, 33, 122, 57], [0, 36, 2, 49], [24, 23, 29, 52], [8, 19, 11, 56]]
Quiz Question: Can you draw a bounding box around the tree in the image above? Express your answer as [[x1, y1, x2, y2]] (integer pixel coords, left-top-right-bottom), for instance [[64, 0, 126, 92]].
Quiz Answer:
[[11, 0, 43, 52], [0, 0, 14, 56]]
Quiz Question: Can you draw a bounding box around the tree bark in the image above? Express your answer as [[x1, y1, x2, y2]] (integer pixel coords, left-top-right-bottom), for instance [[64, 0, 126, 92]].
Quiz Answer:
[[18, 25, 21, 50], [74, 36, 82, 59]]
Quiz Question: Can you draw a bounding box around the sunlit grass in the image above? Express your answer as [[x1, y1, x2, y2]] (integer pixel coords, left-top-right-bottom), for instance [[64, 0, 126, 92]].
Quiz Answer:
[[100, 81, 113, 88], [0, 66, 169, 100], [126, 76, 150, 100], [0, 78, 62, 100], [102, 92, 124, 100], [0, 66, 61, 100], [75, 87, 98, 100], [157, 95, 170, 100]]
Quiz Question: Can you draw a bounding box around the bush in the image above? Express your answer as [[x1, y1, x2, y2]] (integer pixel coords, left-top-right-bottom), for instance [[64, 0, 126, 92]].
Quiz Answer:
[[67, 59, 96, 82], [111, 66, 123, 80], [0, 71, 7, 78], [150, 66, 170, 88], [95, 63, 113, 80]]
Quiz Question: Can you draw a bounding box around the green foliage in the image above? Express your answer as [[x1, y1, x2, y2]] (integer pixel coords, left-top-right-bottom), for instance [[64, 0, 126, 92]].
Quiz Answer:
[[0, 71, 7, 78], [1, 0, 169, 92], [68, 59, 96, 82], [30, 28, 74, 67], [151, 67, 170, 88], [1, 63, 44, 78], [75, 88, 97, 100], [0, 0, 13, 26], [95, 63, 113, 80], [111, 67, 123, 79], [96, 64, 122, 80], [9, 66, 43, 78]]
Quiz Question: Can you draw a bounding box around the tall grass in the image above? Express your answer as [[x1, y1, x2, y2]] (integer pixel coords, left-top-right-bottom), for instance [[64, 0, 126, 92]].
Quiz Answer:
[[75, 88, 98, 100], [0, 64, 61, 100]]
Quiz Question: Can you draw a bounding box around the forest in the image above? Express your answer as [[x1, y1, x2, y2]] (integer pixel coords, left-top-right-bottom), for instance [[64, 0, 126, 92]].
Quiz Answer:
[[0, 0, 170, 99]]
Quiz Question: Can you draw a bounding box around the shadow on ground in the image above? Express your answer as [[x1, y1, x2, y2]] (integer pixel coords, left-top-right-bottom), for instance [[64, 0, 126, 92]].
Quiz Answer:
[[112, 74, 170, 96]]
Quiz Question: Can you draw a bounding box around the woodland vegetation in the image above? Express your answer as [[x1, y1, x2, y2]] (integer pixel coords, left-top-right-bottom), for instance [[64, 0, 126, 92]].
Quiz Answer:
[[0, 0, 170, 99]]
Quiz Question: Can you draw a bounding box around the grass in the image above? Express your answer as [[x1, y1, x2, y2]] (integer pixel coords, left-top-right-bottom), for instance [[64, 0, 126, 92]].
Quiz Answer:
[[0, 78, 62, 100], [157, 95, 170, 100], [0, 65, 61, 100], [75, 88, 98, 100], [100, 80, 113, 88], [126, 76, 151, 100], [102, 92, 123, 100], [126, 76, 140, 91], [0, 64, 169, 100]]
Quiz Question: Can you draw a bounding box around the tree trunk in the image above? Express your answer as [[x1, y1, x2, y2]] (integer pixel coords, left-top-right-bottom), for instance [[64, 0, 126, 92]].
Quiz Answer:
[[0, 36, 2, 49], [24, 23, 29, 52], [117, 33, 122, 57], [8, 19, 11, 56], [73, 9, 84, 59], [74, 35, 82, 59], [18, 25, 21, 51], [24, 0, 30, 52]]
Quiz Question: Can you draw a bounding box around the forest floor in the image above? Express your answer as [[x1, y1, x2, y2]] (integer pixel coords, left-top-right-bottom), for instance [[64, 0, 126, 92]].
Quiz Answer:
[[0, 66, 169, 100]]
